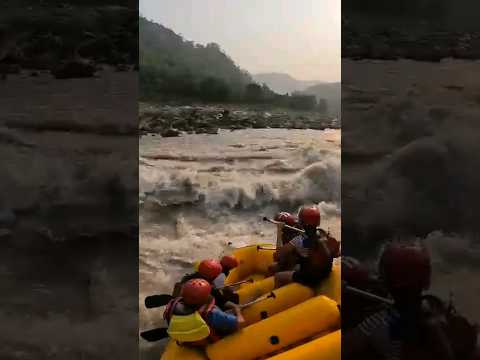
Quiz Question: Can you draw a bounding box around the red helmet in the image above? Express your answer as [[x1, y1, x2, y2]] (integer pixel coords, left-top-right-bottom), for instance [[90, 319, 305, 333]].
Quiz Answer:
[[379, 241, 431, 291], [274, 212, 297, 226], [198, 259, 223, 281], [181, 278, 212, 306], [298, 206, 321, 227], [220, 255, 239, 270], [342, 256, 370, 287]]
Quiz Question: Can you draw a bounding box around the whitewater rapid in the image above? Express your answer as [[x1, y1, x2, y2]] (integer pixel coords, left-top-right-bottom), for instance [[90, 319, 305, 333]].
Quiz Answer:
[[139, 128, 340, 357], [342, 59, 480, 329]]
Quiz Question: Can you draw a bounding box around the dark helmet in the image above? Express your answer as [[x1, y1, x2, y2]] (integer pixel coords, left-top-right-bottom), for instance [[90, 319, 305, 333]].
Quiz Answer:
[[342, 256, 370, 287], [274, 212, 297, 226], [220, 255, 239, 270], [379, 241, 431, 291], [198, 259, 223, 281], [298, 206, 321, 227]]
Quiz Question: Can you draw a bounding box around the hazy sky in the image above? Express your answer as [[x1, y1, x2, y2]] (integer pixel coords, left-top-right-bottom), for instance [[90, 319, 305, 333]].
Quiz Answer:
[[140, 0, 340, 82]]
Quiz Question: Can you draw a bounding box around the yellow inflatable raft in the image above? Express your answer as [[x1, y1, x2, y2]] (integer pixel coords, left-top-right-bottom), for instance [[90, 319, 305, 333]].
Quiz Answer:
[[160, 244, 341, 360]]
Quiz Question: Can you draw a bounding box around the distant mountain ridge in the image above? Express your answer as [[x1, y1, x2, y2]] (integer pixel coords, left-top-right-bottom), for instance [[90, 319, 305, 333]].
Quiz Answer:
[[303, 82, 341, 118], [253, 72, 321, 94]]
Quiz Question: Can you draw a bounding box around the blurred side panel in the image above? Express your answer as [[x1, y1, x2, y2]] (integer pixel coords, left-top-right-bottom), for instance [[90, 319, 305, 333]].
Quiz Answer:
[[342, 1, 480, 359], [0, 1, 139, 359]]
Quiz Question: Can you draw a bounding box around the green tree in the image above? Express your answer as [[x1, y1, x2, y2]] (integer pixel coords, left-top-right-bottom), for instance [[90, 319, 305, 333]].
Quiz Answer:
[[198, 77, 230, 102], [289, 95, 317, 110], [139, 65, 163, 97], [317, 98, 328, 114], [244, 83, 263, 103], [139, 17, 252, 101]]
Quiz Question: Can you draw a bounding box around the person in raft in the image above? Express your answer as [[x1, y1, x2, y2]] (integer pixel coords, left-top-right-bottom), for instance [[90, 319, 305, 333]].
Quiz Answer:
[[272, 205, 336, 288], [341, 256, 390, 331], [267, 212, 302, 273], [275, 211, 301, 245], [343, 240, 459, 360], [209, 256, 241, 307], [172, 257, 239, 307], [164, 278, 245, 346], [212, 255, 240, 288], [269, 209, 340, 275]]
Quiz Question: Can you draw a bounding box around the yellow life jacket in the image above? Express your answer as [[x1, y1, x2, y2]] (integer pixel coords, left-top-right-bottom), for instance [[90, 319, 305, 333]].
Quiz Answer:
[[167, 311, 211, 342], [164, 297, 216, 343]]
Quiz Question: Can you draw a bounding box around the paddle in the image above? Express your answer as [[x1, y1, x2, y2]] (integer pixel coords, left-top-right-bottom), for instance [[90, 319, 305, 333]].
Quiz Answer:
[[140, 327, 169, 342], [263, 217, 329, 237], [216, 278, 254, 290], [257, 245, 277, 250], [237, 291, 276, 309], [145, 294, 174, 308], [344, 284, 394, 305]]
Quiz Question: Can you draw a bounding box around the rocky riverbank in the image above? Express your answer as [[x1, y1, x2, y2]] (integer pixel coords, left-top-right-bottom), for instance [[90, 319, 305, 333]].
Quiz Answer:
[[343, 17, 480, 61], [139, 104, 340, 137], [1, 3, 137, 79]]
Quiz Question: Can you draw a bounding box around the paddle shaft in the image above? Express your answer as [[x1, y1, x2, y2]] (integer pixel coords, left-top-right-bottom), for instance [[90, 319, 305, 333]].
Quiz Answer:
[[345, 285, 394, 305], [217, 278, 253, 290], [239, 292, 275, 309], [263, 217, 329, 236]]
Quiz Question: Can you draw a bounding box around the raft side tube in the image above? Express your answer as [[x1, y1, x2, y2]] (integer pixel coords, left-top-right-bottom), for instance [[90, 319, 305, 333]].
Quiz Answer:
[[315, 260, 341, 304], [235, 255, 340, 306], [225, 244, 275, 285], [264, 330, 341, 360], [160, 339, 208, 360], [226, 244, 273, 284], [225, 245, 259, 284], [254, 246, 275, 274], [206, 295, 340, 360], [236, 276, 276, 304], [242, 283, 315, 326]]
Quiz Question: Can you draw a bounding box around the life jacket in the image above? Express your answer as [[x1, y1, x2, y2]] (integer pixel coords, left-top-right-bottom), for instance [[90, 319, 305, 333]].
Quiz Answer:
[[421, 295, 478, 360], [375, 295, 478, 360], [325, 234, 341, 257], [342, 276, 389, 331], [163, 296, 220, 345], [281, 227, 298, 245], [300, 234, 333, 277]]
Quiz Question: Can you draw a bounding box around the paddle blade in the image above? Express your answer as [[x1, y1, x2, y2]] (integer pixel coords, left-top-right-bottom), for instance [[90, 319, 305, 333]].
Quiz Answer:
[[140, 328, 169, 342], [145, 294, 173, 308]]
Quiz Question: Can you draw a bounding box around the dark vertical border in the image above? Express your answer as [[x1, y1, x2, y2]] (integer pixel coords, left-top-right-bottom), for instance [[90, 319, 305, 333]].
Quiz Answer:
[[1, 1, 139, 358]]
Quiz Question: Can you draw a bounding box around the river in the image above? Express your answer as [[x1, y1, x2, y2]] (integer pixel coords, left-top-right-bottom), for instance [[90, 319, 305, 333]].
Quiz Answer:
[[139, 128, 341, 358]]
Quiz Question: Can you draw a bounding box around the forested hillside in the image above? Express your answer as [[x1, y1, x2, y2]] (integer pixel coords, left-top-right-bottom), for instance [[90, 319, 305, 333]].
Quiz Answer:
[[140, 17, 335, 112], [139, 16, 252, 100]]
